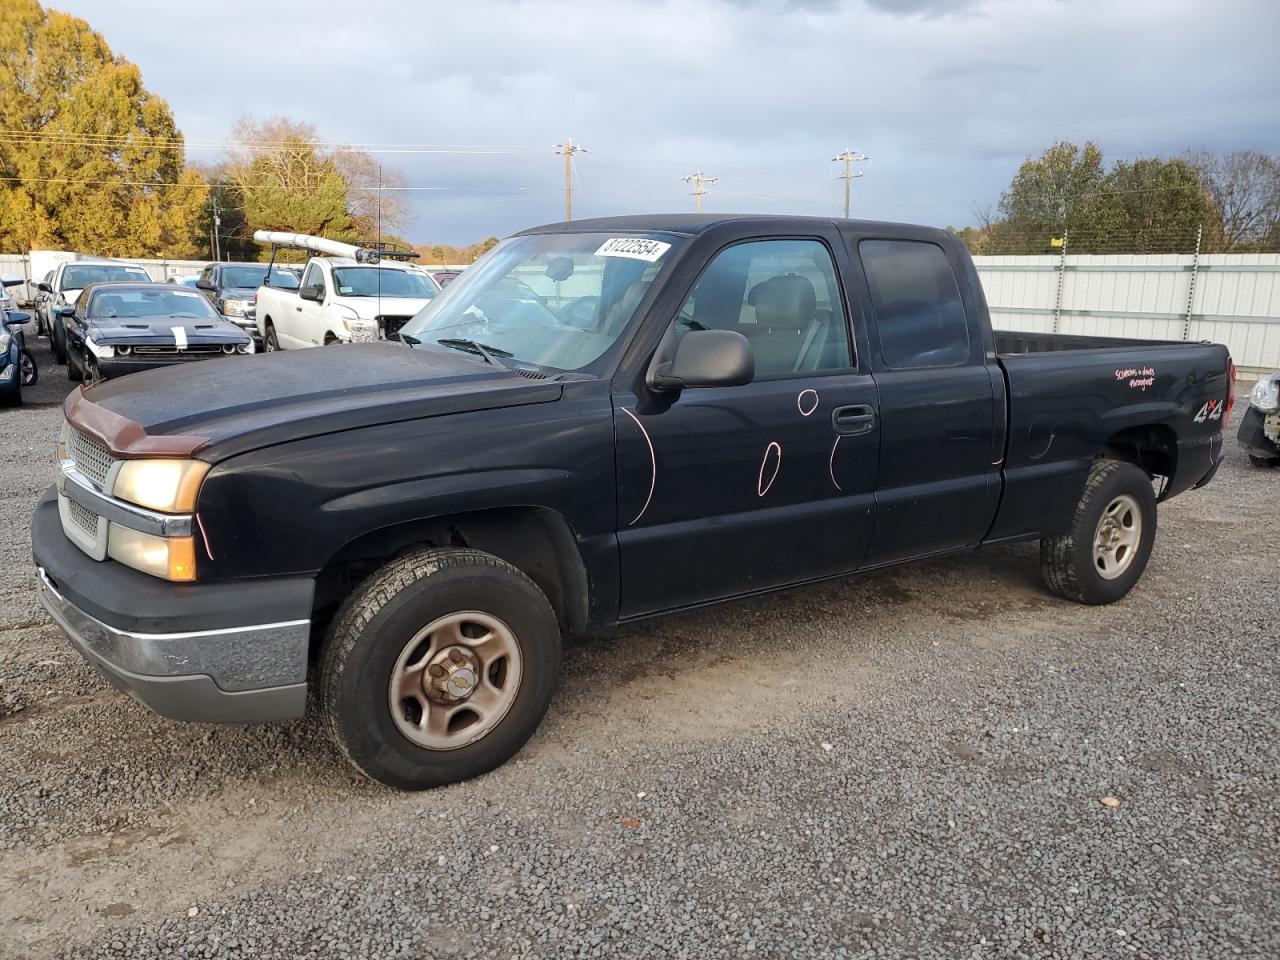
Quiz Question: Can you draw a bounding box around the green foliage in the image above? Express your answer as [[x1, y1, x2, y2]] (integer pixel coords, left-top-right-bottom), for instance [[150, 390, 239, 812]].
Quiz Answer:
[[982, 141, 1228, 255], [0, 0, 207, 256], [416, 236, 500, 264]]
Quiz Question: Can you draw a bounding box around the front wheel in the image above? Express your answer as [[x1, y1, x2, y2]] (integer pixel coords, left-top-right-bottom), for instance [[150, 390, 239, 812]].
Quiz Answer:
[[66, 347, 83, 382], [1040, 459, 1157, 605], [319, 547, 561, 790]]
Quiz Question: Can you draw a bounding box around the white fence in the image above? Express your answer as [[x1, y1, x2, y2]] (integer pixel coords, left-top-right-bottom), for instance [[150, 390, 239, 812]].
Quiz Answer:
[[974, 253, 1280, 371]]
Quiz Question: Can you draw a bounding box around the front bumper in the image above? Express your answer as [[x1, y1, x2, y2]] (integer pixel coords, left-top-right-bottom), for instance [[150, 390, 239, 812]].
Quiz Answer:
[[1237, 405, 1280, 461], [32, 490, 313, 723], [222, 314, 262, 343], [96, 352, 239, 380]]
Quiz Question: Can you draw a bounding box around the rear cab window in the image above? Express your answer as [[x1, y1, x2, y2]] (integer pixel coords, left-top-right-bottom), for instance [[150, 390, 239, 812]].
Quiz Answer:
[[859, 239, 970, 369]]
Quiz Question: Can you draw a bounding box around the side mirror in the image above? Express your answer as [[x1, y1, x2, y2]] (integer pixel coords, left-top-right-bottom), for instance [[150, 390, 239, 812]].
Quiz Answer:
[[59, 305, 77, 317], [196, 278, 216, 291], [299, 284, 324, 302], [649, 329, 754, 391], [4, 311, 31, 327], [36, 281, 52, 294]]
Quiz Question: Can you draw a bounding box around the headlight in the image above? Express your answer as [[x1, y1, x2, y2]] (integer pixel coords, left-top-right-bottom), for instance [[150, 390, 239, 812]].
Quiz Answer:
[[1250, 376, 1279, 413], [107, 526, 196, 581], [114, 458, 209, 512], [0, 331, 9, 353], [223, 299, 248, 318], [85, 338, 114, 359]]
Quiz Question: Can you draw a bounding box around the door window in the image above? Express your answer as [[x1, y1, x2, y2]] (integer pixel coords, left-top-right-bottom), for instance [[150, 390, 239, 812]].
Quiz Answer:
[[300, 263, 324, 294], [673, 239, 852, 377], [859, 239, 970, 369]]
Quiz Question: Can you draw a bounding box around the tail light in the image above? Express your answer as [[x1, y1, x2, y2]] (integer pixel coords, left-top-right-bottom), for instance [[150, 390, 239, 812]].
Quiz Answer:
[[1225, 359, 1237, 426]]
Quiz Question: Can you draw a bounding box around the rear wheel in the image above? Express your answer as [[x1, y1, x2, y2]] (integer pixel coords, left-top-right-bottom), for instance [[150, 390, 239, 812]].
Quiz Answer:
[[1040, 459, 1157, 605], [1248, 454, 1279, 468], [19, 348, 37, 386], [264, 322, 280, 352], [319, 547, 561, 790]]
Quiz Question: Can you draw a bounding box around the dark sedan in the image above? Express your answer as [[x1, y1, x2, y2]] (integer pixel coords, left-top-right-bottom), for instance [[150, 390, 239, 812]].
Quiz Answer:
[[62, 282, 253, 382]]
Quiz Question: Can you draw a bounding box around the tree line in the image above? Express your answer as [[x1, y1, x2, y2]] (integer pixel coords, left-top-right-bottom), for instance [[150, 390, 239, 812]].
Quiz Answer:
[[953, 141, 1280, 255]]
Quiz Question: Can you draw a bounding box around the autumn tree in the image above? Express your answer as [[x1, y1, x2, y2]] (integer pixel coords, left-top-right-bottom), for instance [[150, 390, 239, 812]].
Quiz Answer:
[[0, 0, 207, 256], [1187, 149, 1280, 251], [995, 140, 1110, 252]]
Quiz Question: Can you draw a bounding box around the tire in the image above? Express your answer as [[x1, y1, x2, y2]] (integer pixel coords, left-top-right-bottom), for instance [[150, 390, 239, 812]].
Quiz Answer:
[[1040, 459, 1157, 605], [264, 321, 280, 352], [66, 347, 84, 382], [1248, 454, 1280, 469], [320, 546, 562, 790], [19, 349, 37, 386], [51, 320, 66, 364]]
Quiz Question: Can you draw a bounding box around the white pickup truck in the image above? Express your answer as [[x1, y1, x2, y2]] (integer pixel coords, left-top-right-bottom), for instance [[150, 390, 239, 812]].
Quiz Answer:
[[251, 231, 440, 350]]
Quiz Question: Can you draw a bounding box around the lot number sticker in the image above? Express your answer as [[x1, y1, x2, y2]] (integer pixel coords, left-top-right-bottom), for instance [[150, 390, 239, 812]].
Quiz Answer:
[[595, 237, 671, 262]]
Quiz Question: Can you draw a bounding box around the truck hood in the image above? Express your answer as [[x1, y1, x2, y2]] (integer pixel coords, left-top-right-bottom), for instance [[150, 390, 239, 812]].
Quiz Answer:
[[66, 342, 563, 462], [333, 295, 434, 317]]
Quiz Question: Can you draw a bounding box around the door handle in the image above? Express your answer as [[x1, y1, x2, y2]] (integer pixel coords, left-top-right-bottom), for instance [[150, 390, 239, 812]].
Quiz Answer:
[[832, 404, 875, 435]]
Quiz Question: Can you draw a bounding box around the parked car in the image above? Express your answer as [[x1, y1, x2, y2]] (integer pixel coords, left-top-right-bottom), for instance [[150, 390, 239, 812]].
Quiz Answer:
[[32, 214, 1234, 790], [431, 269, 461, 287], [36, 258, 151, 364], [61, 281, 253, 382], [1238, 371, 1279, 467], [252, 231, 439, 349], [194, 261, 300, 345], [167, 275, 201, 287], [1, 278, 37, 394], [0, 305, 34, 406]]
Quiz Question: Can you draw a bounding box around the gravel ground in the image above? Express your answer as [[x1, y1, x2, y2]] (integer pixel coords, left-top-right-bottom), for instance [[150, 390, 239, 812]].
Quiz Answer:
[[0, 334, 1276, 959]]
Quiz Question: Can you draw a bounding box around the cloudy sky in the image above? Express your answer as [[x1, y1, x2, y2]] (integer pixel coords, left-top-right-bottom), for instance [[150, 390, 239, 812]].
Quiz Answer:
[[53, 0, 1280, 244]]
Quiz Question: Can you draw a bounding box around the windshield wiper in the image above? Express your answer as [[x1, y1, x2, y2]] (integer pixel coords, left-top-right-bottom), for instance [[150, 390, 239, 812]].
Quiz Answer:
[[398, 332, 421, 346], [435, 337, 513, 365]]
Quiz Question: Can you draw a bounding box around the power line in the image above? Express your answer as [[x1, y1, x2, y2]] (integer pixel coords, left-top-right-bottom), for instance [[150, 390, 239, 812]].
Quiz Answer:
[[831, 148, 869, 218], [0, 128, 532, 155], [553, 137, 587, 221], [681, 171, 718, 213]]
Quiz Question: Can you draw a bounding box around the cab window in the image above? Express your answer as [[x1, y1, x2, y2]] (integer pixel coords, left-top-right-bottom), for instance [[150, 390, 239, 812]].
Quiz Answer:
[[673, 238, 852, 377]]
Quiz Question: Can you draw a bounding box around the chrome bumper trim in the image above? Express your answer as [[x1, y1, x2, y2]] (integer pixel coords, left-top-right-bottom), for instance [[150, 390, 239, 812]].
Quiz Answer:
[[37, 566, 310, 692], [57, 458, 193, 538]]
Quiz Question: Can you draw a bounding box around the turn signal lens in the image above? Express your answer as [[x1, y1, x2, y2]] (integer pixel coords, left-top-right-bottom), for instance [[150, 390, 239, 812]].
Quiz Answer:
[[107, 528, 197, 581], [114, 459, 209, 513]]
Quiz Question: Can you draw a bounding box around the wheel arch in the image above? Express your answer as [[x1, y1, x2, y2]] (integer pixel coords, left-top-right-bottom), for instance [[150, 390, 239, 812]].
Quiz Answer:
[[313, 505, 590, 639], [1101, 423, 1177, 497]]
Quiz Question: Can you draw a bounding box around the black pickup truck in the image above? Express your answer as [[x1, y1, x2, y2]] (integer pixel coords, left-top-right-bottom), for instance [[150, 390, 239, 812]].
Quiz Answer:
[[32, 215, 1235, 789]]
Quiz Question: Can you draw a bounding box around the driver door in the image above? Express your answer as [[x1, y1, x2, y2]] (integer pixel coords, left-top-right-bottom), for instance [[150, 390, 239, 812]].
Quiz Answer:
[[613, 235, 881, 617], [288, 262, 326, 348]]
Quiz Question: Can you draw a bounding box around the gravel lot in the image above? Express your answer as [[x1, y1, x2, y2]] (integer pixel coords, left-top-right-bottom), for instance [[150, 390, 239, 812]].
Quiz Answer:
[[0, 335, 1276, 959]]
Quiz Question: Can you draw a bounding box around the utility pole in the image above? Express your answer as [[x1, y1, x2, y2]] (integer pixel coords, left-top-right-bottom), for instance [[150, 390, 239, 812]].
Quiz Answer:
[[681, 171, 718, 213], [211, 192, 222, 261], [831, 149, 869, 219], [554, 137, 587, 220]]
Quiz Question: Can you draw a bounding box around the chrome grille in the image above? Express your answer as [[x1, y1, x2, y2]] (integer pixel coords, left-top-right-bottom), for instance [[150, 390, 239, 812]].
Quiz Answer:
[[69, 430, 114, 487], [67, 497, 100, 537]]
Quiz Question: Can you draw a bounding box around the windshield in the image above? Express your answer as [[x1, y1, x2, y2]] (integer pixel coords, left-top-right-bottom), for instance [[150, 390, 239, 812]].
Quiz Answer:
[[331, 268, 437, 299], [399, 233, 679, 372], [224, 266, 299, 290], [63, 265, 149, 289], [89, 288, 219, 321]]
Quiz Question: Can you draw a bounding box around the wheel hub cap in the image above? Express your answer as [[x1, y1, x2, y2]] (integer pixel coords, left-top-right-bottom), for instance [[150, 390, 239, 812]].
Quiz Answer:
[[387, 611, 523, 751], [1092, 493, 1142, 581]]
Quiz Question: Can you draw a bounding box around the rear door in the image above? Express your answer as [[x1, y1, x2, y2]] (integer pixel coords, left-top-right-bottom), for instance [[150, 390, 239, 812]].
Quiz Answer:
[[851, 235, 1001, 564], [614, 232, 881, 617]]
